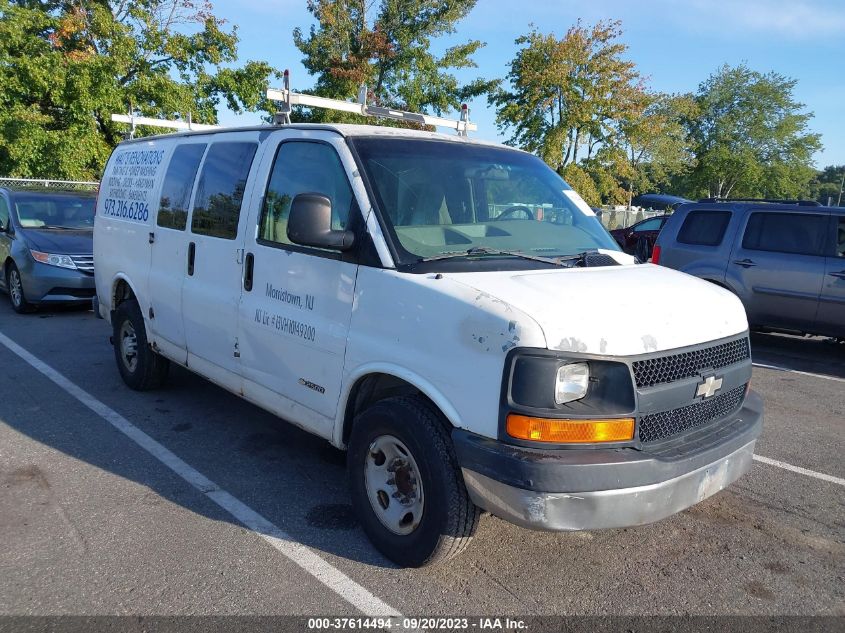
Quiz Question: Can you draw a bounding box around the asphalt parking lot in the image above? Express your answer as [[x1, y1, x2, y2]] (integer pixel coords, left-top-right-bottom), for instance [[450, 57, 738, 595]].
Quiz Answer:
[[0, 301, 842, 627]]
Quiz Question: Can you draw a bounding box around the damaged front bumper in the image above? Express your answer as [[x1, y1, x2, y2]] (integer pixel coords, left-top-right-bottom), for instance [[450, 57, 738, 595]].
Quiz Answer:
[[453, 391, 763, 531]]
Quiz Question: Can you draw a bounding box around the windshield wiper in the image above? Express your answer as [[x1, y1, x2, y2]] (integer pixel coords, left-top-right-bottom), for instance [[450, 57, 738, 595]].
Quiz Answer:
[[553, 250, 601, 266], [421, 247, 566, 266], [40, 225, 75, 230]]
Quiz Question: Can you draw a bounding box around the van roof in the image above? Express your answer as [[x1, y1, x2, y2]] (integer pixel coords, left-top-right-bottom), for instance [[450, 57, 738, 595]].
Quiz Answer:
[[117, 122, 511, 149]]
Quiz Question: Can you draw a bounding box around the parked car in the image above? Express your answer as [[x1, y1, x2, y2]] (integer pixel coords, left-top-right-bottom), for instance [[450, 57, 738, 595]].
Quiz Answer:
[[631, 193, 692, 211], [94, 124, 762, 567], [0, 187, 96, 313], [654, 199, 845, 340], [609, 214, 669, 260]]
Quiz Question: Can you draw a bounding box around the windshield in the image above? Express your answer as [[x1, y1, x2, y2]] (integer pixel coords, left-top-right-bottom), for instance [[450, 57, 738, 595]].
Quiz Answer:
[[13, 194, 96, 229], [351, 138, 619, 266]]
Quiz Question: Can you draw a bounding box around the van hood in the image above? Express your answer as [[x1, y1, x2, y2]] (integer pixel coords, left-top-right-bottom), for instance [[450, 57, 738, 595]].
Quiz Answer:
[[21, 228, 93, 254], [447, 264, 748, 357]]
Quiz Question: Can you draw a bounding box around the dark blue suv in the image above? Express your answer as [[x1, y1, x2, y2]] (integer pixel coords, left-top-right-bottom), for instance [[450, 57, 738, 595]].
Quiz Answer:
[[654, 199, 845, 340]]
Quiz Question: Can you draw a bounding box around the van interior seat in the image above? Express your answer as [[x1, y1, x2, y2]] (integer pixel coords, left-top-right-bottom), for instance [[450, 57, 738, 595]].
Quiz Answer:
[[406, 183, 452, 226]]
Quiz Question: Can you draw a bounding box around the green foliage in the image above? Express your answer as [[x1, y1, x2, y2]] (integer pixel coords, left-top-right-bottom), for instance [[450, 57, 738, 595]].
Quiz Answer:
[[605, 92, 697, 204], [682, 64, 821, 199], [810, 165, 844, 206], [561, 164, 600, 207], [491, 20, 640, 172], [0, 0, 278, 179], [292, 0, 495, 125]]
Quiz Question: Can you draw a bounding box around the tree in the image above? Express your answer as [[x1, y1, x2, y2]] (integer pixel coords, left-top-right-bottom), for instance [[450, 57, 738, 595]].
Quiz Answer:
[[0, 0, 277, 179], [491, 20, 641, 173], [605, 91, 697, 206], [292, 0, 495, 123], [811, 165, 845, 206], [683, 64, 821, 199]]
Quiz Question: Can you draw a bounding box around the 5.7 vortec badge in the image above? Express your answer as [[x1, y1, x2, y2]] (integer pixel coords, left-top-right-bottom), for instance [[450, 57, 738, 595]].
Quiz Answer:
[[696, 375, 723, 399]]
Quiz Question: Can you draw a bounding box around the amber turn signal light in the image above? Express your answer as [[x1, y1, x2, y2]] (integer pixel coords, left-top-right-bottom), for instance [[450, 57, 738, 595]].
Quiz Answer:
[[506, 414, 635, 443]]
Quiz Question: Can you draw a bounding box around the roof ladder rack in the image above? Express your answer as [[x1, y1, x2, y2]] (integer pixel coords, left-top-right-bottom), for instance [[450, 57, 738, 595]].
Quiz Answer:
[[111, 109, 219, 138], [266, 69, 477, 136]]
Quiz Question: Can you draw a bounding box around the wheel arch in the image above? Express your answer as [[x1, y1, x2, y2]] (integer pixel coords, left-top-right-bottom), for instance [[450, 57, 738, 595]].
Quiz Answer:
[[109, 274, 153, 339], [335, 364, 463, 449]]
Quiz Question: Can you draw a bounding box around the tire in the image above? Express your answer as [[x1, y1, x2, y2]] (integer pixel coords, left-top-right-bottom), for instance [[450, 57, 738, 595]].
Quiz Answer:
[[634, 236, 652, 262], [112, 299, 169, 390], [6, 262, 35, 313], [347, 395, 480, 567]]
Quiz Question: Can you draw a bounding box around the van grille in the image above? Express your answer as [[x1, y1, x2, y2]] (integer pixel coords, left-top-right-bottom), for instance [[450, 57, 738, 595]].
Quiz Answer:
[[632, 337, 750, 388], [70, 254, 94, 274], [638, 384, 747, 443]]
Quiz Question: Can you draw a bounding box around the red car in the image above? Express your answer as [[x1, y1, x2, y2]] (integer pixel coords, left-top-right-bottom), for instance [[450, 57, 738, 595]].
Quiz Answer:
[[609, 215, 669, 260]]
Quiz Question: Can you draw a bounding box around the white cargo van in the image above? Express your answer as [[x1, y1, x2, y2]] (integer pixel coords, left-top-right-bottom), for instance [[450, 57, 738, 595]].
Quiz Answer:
[[94, 122, 762, 567]]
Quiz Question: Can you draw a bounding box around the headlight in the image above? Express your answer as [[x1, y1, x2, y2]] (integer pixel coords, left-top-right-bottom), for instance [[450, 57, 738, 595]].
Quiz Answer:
[[555, 362, 589, 404], [30, 250, 77, 270]]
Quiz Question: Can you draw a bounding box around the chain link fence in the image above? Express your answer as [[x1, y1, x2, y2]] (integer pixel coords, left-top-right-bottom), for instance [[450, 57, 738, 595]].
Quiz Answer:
[[0, 177, 99, 191], [597, 207, 665, 230]]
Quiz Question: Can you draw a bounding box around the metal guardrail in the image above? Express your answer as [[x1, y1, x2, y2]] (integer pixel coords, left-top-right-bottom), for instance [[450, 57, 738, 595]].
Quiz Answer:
[[0, 177, 99, 191]]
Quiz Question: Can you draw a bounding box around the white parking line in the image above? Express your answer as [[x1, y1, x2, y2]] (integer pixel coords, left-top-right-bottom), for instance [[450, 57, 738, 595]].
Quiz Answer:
[[753, 362, 845, 383], [753, 455, 845, 487], [0, 331, 401, 619]]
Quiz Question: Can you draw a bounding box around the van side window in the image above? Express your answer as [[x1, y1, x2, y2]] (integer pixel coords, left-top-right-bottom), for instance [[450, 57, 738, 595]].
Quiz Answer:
[[677, 210, 731, 246], [742, 212, 828, 256], [259, 142, 353, 247], [191, 142, 258, 240], [158, 144, 206, 230], [837, 217, 845, 258], [0, 196, 9, 230]]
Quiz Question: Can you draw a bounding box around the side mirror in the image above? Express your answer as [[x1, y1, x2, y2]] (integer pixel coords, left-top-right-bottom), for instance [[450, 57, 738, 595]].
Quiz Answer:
[[287, 193, 355, 251]]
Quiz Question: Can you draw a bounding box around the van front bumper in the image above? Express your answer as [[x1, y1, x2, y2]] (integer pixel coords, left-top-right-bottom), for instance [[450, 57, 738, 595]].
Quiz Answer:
[[453, 391, 763, 531]]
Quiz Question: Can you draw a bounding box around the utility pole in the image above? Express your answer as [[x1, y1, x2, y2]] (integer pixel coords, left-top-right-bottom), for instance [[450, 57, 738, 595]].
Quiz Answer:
[[838, 169, 844, 207]]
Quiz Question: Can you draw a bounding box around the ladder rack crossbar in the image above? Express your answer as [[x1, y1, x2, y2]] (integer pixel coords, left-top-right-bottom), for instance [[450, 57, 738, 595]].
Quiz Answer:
[[111, 114, 219, 132], [266, 86, 477, 134]]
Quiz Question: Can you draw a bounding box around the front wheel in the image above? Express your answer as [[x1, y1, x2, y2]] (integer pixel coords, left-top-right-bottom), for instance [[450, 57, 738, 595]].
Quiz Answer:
[[348, 395, 480, 567], [112, 299, 170, 390], [7, 263, 35, 313]]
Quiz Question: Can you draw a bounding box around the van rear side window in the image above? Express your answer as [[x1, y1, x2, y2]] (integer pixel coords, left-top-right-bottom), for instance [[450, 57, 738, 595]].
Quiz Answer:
[[158, 144, 206, 230], [677, 210, 731, 246], [191, 142, 258, 240]]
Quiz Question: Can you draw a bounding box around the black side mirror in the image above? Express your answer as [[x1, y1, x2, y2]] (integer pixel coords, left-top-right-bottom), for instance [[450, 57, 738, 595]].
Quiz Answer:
[[287, 193, 355, 251]]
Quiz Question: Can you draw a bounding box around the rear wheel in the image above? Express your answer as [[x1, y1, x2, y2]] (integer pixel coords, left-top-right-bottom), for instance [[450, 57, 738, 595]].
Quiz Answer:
[[112, 299, 169, 390], [6, 262, 34, 313], [348, 395, 480, 567]]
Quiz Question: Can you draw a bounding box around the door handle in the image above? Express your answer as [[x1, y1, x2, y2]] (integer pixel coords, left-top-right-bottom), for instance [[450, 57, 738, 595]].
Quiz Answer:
[[830, 270, 845, 280], [733, 258, 756, 268], [187, 242, 196, 276], [244, 252, 254, 291]]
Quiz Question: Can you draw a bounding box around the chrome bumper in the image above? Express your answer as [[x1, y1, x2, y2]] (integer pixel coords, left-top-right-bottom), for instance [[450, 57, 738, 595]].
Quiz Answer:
[[462, 439, 756, 531]]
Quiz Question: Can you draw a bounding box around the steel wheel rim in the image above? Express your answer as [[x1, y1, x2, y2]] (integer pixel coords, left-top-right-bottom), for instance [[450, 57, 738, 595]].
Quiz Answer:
[[364, 435, 425, 536], [9, 269, 22, 307], [119, 320, 139, 373]]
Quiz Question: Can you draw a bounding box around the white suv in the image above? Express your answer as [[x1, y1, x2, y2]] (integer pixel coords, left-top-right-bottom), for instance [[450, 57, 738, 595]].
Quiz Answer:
[[94, 124, 762, 567]]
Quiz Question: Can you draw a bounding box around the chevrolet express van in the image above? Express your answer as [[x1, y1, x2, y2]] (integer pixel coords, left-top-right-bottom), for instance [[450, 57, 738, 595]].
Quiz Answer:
[[94, 124, 763, 567]]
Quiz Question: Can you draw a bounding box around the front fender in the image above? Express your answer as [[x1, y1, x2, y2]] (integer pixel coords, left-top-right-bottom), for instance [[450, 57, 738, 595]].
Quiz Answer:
[[334, 362, 464, 447]]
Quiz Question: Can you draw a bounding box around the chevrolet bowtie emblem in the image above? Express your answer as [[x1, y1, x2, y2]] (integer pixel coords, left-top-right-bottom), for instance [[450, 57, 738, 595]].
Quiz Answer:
[[696, 375, 723, 399]]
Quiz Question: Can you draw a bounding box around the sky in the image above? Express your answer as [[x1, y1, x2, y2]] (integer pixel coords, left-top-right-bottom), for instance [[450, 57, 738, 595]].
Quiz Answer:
[[212, 0, 845, 168]]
